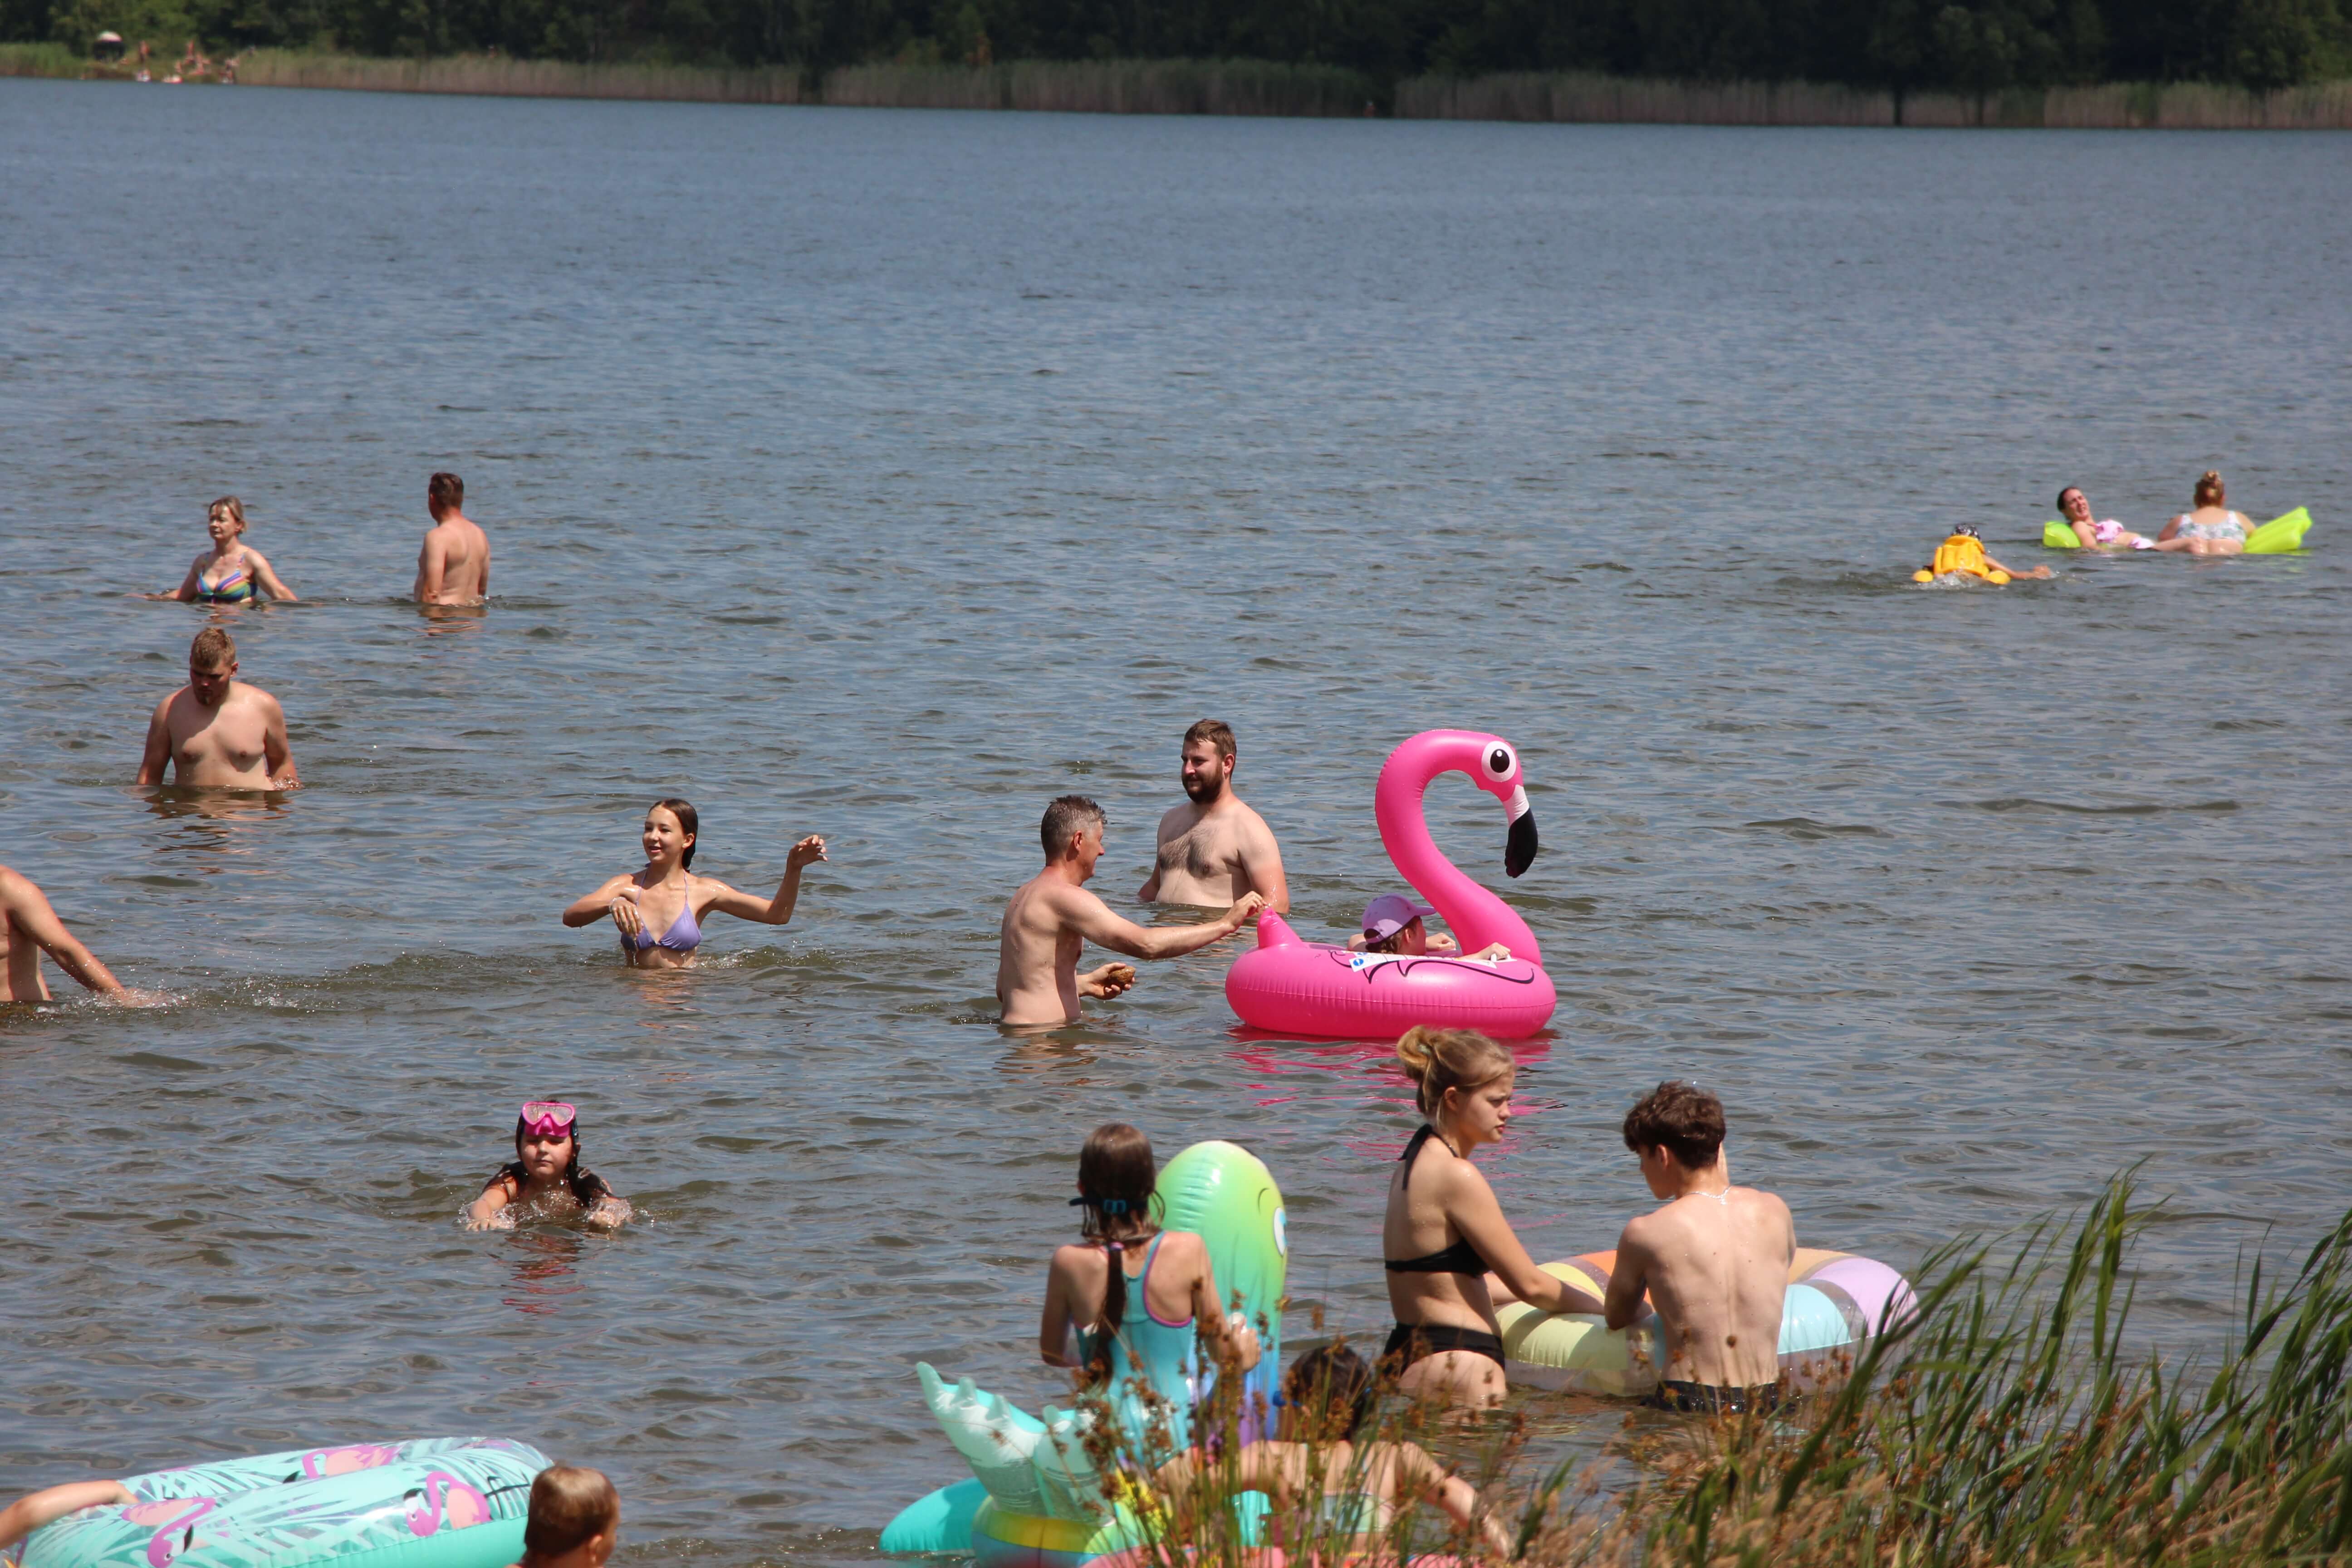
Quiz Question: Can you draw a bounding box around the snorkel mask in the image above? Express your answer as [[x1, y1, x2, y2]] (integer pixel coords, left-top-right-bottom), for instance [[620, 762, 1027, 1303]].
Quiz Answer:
[[518, 1101, 578, 1139]]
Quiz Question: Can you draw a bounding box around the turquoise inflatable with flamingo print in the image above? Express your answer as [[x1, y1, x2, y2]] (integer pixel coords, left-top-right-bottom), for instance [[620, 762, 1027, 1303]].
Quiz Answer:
[[13, 1437, 546, 1568]]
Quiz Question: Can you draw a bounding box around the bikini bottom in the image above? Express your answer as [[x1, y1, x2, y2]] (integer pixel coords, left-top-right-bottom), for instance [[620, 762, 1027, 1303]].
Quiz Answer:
[[1642, 1379, 1785, 1416], [1381, 1321, 1505, 1373]]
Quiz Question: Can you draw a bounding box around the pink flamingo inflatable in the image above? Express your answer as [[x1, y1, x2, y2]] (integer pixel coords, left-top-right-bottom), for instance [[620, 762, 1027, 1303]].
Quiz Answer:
[[1225, 730, 1556, 1039], [402, 1473, 492, 1537]]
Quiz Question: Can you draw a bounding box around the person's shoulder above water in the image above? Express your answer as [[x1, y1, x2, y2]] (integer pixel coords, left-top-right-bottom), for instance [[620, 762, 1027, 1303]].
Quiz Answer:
[[414, 470, 492, 606]]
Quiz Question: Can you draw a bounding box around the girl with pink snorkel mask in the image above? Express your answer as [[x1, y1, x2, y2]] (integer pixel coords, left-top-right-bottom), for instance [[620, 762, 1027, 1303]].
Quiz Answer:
[[465, 1102, 632, 1230]]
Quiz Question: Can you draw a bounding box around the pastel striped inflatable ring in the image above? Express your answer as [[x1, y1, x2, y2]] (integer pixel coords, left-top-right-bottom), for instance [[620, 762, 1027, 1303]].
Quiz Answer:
[[17, 1438, 548, 1568], [1494, 1248, 1915, 1396]]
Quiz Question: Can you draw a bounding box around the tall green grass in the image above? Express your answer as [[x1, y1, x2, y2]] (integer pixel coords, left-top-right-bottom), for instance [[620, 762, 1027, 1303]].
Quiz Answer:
[[223, 49, 1365, 113], [1099, 1179, 2352, 1568], [0, 41, 88, 78], [1394, 73, 2352, 127], [826, 58, 1372, 115], [232, 48, 809, 101]]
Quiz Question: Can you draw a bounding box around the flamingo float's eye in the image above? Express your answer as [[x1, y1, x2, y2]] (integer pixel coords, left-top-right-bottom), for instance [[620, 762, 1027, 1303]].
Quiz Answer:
[[1482, 743, 1517, 782]]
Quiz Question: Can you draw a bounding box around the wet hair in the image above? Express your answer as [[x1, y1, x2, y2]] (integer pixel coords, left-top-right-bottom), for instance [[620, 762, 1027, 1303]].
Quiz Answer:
[[1183, 719, 1236, 761], [502, 1111, 610, 1208], [648, 797, 698, 869], [428, 471, 465, 512], [519, 1465, 618, 1564], [1041, 794, 1105, 860], [2193, 470, 2225, 507], [190, 627, 236, 670], [1073, 1122, 1160, 1378], [1364, 918, 1421, 956], [1394, 1026, 1514, 1120], [2055, 486, 2083, 512], [208, 495, 247, 533], [1284, 1343, 1376, 1442], [1622, 1080, 1727, 1170]]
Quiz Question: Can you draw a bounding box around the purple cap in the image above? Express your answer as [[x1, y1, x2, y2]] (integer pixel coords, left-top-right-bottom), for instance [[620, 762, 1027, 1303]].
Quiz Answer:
[[1361, 894, 1436, 943]]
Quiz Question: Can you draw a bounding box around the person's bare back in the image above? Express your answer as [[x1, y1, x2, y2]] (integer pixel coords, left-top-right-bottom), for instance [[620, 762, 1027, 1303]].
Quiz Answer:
[[1617, 1183, 1793, 1387], [1138, 720, 1289, 912], [999, 795, 1262, 1028], [136, 628, 298, 791], [1605, 1081, 1794, 1396], [412, 471, 490, 605]]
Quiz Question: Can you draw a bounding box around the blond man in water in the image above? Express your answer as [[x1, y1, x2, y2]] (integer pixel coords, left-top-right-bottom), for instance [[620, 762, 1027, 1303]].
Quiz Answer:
[[136, 627, 299, 790], [998, 795, 1262, 1027], [1605, 1081, 1795, 1415]]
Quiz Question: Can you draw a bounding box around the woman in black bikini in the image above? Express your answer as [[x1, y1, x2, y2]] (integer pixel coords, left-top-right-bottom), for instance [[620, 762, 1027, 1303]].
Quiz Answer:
[[1382, 1027, 1602, 1410]]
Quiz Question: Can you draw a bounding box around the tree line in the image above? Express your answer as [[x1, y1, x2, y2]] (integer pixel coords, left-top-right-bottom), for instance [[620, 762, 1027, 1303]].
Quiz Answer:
[[16, 0, 2349, 94]]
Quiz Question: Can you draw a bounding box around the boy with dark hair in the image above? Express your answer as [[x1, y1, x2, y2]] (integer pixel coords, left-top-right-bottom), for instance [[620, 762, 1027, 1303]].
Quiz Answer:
[[1604, 1080, 1795, 1414]]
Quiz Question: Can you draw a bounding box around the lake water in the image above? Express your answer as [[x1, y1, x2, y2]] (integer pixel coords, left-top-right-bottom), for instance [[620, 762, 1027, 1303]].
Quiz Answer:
[[3, 78, 2348, 1563]]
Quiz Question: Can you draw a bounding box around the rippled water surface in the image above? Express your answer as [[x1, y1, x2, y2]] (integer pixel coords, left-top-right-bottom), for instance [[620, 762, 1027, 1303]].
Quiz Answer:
[[3, 79, 2349, 1562]]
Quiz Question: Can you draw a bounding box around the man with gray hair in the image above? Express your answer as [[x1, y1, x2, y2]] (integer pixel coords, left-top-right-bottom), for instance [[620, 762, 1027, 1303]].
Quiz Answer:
[[997, 794, 1263, 1028]]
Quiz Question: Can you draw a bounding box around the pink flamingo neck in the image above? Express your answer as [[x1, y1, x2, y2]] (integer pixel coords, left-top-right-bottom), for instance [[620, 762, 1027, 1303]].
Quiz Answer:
[[1373, 732, 1542, 965]]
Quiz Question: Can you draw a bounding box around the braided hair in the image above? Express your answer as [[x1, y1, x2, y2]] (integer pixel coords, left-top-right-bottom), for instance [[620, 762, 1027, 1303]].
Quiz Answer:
[[1072, 1123, 1161, 1379]]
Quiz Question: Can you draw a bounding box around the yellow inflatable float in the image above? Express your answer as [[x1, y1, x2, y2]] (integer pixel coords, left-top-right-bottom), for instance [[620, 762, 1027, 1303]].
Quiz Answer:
[[1912, 529, 2010, 585]]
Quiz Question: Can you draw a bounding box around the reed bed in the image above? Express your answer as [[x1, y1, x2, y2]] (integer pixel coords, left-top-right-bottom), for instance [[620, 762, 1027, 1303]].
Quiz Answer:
[[823, 58, 1372, 115], [0, 42, 90, 78], [26, 47, 2352, 126], [1396, 72, 2352, 128], [232, 48, 809, 102], [1394, 73, 1893, 126], [1102, 1178, 2352, 1568]]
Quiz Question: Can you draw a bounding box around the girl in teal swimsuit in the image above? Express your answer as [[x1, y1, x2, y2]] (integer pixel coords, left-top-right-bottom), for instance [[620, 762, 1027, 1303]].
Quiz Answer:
[[1037, 1122, 1259, 1452], [146, 497, 300, 603]]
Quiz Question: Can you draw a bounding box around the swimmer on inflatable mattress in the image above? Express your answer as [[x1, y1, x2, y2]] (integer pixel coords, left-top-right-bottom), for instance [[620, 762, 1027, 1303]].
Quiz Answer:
[[1913, 524, 2051, 585]]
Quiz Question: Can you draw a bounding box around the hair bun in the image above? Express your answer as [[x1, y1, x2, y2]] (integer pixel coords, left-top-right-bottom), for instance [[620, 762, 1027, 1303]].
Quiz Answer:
[[1394, 1027, 1436, 1081]]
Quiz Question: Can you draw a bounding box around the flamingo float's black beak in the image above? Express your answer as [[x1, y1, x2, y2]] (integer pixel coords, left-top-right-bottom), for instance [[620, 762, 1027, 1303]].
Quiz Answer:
[[1504, 786, 1538, 878]]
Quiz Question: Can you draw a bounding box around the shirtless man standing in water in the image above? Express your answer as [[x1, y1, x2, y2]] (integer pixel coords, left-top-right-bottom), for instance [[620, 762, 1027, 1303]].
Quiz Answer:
[[136, 628, 299, 790], [1603, 1081, 1796, 1415], [999, 794, 1264, 1027], [0, 866, 128, 1002], [1139, 720, 1289, 913], [412, 471, 490, 605]]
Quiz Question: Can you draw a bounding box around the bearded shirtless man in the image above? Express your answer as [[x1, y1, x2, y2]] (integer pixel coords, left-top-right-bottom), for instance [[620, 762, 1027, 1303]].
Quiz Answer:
[[412, 470, 490, 605], [0, 866, 128, 1002], [999, 794, 1264, 1028], [1603, 1081, 1796, 1415], [1138, 720, 1289, 913], [136, 627, 299, 790]]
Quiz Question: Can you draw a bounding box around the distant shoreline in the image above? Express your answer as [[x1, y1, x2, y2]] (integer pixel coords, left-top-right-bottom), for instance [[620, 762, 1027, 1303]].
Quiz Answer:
[[6, 45, 2350, 128]]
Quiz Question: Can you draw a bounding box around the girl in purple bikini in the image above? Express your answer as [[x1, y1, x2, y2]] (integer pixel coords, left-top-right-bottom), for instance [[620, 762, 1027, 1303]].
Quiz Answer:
[[559, 798, 827, 969]]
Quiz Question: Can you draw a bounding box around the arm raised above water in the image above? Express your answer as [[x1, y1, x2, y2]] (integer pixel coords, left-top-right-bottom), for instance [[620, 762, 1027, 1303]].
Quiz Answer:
[[1061, 885, 1262, 962]]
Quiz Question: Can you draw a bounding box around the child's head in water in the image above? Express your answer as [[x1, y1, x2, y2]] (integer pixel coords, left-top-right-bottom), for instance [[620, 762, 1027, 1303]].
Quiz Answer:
[[518, 1465, 618, 1568], [1361, 894, 1436, 955], [467, 1100, 627, 1229], [513, 1101, 585, 1192], [1280, 1343, 1376, 1443]]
